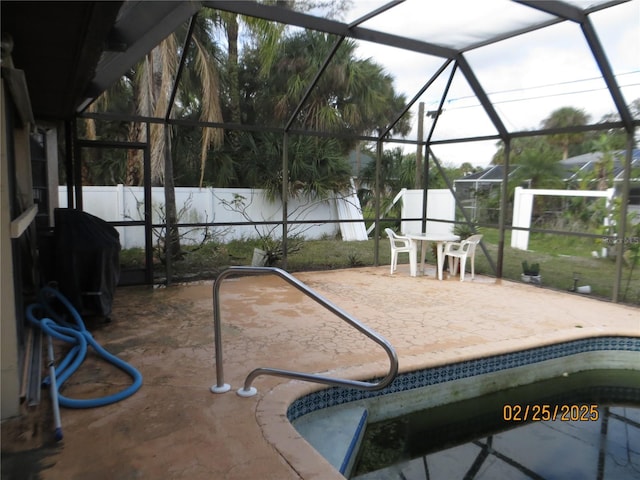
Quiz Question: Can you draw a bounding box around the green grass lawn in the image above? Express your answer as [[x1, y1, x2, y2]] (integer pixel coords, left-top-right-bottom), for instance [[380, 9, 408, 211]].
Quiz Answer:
[[472, 227, 640, 305], [120, 230, 640, 306]]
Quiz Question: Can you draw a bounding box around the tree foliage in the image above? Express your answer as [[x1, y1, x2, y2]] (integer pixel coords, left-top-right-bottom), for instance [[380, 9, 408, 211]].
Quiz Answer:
[[542, 106, 590, 160], [491, 101, 638, 168], [202, 28, 411, 195], [240, 30, 410, 138]]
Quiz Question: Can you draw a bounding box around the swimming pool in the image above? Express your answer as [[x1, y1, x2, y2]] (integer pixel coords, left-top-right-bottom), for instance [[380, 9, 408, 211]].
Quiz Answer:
[[288, 336, 640, 478], [353, 369, 640, 479]]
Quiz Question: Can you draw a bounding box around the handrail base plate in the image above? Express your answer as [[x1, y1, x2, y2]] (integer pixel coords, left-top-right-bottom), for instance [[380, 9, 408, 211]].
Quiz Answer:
[[237, 387, 257, 397], [211, 383, 231, 394]]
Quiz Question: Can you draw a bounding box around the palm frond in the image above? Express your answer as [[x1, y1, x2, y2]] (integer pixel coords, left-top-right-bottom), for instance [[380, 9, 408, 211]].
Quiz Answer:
[[193, 36, 224, 187]]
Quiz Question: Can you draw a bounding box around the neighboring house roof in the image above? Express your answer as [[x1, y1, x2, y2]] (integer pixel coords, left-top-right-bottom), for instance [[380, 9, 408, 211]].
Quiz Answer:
[[562, 150, 640, 182], [454, 165, 520, 183], [454, 149, 640, 185]]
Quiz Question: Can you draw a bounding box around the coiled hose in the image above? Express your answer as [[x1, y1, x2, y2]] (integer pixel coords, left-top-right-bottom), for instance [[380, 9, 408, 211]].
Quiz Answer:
[[26, 286, 143, 409]]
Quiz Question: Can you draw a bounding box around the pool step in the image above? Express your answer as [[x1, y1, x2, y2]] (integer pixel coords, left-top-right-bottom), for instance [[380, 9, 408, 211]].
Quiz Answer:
[[293, 405, 368, 476]]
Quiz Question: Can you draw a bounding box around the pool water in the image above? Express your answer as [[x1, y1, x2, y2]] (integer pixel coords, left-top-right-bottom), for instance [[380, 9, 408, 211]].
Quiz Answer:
[[352, 369, 640, 479]]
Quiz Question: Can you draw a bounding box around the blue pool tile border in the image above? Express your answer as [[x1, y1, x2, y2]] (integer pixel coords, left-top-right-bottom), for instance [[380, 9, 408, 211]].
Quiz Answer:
[[287, 336, 640, 422]]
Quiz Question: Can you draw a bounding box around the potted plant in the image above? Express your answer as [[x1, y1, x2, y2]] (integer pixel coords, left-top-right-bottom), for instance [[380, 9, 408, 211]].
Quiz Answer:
[[219, 194, 305, 267], [453, 222, 475, 240], [252, 236, 283, 267], [521, 261, 541, 285]]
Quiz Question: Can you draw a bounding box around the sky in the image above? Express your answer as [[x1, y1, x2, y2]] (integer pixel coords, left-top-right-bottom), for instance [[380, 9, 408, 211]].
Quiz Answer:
[[336, 0, 640, 167]]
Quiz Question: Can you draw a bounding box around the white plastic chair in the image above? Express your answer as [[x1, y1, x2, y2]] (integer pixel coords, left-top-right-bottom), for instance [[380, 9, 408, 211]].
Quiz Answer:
[[385, 228, 417, 276], [443, 234, 483, 281]]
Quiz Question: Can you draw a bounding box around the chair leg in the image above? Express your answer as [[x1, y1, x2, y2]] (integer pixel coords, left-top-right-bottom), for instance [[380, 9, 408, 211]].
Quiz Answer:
[[470, 255, 475, 280], [460, 257, 467, 281], [390, 252, 396, 274]]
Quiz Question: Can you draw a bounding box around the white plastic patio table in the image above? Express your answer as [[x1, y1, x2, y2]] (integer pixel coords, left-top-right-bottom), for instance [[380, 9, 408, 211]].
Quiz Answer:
[[407, 232, 460, 280]]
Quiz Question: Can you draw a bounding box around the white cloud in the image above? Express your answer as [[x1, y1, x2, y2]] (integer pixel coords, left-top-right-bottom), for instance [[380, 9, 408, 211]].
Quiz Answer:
[[348, 0, 639, 167]]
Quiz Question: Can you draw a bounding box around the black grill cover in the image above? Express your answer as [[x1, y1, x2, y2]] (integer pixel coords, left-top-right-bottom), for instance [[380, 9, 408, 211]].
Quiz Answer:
[[53, 208, 121, 318]]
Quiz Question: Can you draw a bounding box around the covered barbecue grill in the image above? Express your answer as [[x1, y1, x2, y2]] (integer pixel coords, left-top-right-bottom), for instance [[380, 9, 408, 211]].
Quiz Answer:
[[50, 208, 121, 319]]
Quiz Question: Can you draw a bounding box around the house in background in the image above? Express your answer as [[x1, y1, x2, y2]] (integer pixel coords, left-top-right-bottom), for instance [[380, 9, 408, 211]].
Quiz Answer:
[[453, 164, 520, 222], [563, 150, 640, 204], [454, 149, 640, 222]]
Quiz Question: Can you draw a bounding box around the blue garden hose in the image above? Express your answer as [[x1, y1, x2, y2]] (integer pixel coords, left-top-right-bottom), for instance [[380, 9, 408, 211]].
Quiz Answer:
[[26, 286, 143, 409]]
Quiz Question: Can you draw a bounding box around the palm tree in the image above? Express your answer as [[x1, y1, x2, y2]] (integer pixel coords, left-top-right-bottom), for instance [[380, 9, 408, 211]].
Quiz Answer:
[[234, 30, 410, 197], [491, 136, 562, 165], [543, 106, 590, 160], [509, 141, 565, 218], [88, 16, 225, 188], [134, 28, 224, 187], [511, 141, 564, 188], [86, 19, 225, 261], [211, 1, 349, 125], [260, 31, 409, 137], [576, 133, 615, 192]]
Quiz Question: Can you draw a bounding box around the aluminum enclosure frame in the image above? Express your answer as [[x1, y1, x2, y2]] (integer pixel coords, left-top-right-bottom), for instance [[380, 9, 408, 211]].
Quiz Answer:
[[73, 0, 639, 302]]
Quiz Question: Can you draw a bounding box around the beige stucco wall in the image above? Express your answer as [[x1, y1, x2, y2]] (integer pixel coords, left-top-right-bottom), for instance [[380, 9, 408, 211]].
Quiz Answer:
[[1, 80, 21, 420]]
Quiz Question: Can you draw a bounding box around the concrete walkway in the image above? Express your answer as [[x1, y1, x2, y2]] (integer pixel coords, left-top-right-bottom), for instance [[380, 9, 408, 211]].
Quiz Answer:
[[2, 265, 638, 479]]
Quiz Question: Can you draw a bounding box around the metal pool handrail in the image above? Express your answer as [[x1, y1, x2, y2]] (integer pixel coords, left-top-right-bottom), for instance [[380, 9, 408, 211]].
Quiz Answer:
[[211, 266, 399, 397]]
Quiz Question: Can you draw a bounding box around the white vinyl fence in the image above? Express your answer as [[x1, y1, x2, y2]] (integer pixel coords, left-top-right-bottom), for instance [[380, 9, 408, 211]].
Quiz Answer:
[[59, 185, 456, 250], [511, 186, 615, 253], [58, 186, 364, 249], [401, 189, 456, 235]]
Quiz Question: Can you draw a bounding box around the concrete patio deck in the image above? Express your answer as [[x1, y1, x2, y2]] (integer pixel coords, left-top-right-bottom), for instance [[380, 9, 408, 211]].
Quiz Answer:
[[2, 265, 639, 479]]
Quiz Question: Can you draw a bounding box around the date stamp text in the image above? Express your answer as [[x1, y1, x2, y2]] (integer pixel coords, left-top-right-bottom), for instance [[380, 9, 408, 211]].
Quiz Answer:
[[503, 404, 599, 422]]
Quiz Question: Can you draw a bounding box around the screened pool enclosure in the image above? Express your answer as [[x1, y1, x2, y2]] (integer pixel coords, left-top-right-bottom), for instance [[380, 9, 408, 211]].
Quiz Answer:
[[23, 1, 640, 301]]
